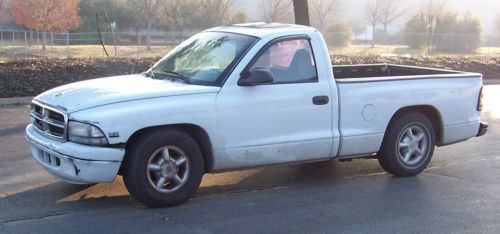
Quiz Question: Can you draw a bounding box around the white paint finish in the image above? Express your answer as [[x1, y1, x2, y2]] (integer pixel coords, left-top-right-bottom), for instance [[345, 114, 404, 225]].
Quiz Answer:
[[207, 23, 317, 39], [214, 30, 339, 170], [26, 126, 121, 184], [339, 134, 385, 157], [215, 82, 333, 169], [70, 93, 219, 147], [219, 139, 333, 169], [443, 122, 481, 144], [25, 24, 486, 181], [35, 74, 220, 113], [336, 77, 482, 155], [26, 124, 124, 161], [362, 104, 377, 122]]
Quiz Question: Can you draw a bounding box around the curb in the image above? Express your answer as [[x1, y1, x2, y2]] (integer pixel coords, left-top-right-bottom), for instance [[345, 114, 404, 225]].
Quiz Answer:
[[484, 80, 500, 85], [0, 96, 33, 106]]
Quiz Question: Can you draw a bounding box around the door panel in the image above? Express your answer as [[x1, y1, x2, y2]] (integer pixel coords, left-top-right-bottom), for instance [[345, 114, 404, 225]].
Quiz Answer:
[[215, 82, 333, 169]]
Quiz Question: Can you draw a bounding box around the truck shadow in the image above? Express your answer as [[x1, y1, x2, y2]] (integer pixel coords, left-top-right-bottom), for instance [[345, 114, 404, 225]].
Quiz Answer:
[[0, 158, 387, 216]]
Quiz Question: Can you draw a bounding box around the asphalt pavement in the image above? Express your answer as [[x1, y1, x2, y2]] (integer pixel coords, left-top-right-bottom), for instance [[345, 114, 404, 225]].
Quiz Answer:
[[0, 85, 499, 234]]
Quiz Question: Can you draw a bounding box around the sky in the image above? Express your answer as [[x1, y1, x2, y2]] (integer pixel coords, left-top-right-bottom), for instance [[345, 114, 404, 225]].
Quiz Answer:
[[234, 0, 500, 34]]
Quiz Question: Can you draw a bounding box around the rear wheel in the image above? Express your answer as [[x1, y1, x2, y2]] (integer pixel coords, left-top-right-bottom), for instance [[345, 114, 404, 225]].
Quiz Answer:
[[123, 129, 204, 208], [378, 113, 436, 177]]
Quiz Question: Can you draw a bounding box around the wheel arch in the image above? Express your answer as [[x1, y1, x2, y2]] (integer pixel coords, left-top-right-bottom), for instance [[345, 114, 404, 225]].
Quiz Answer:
[[121, 124, 214, 174], [384, 105, 444, 146]]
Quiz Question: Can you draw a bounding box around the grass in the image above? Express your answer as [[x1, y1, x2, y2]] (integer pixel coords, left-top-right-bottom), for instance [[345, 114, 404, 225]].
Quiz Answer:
[[329, 44, 500, 56], [1, 43, 499, 58], [0, 44, 174, 58]]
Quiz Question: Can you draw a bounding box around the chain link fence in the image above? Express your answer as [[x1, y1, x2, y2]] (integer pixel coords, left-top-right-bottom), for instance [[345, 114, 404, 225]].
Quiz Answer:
[[0, 29, 499, 58], [0, 30, 198, 58], [327, 32, 500, 57]]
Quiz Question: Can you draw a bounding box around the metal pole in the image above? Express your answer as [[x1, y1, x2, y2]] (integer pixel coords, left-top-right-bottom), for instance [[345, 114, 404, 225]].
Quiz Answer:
[[66, 32, 69, 57], [51, 32, 53, 49], [24, 31, 28, 55], [138, 32, 141, 54]]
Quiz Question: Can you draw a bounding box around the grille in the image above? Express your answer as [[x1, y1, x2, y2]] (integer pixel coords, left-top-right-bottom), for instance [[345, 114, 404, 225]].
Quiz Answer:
[[30, 101, 67, 140]]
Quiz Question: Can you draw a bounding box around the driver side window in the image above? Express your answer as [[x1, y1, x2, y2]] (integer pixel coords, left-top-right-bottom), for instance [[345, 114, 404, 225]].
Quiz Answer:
[[250, 39, 318, 84]]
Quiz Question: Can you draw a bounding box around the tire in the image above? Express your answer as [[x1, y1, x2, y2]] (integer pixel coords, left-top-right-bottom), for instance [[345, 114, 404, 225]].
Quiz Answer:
[[122, 129, 204, 208], [378, 113, 436, 177]]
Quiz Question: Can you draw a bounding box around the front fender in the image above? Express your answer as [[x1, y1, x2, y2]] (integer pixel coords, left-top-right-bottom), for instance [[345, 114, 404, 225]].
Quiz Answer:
[[68, 93, 218, 146]]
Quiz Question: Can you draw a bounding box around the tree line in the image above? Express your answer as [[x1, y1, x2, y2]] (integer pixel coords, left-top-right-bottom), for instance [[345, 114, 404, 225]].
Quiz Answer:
[[0, 0, 499, 54]]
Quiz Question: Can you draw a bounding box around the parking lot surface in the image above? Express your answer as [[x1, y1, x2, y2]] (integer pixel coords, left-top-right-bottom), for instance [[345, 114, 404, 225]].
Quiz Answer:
[[0, 85, 499, 233]]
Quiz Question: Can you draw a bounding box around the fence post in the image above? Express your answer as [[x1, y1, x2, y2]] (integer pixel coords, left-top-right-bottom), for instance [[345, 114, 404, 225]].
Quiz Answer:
[[138, 32, 141, 54], [66, 32, 69, 57], [50, 32, 54, 49], [24, 31, 28, 55], [12, 31, 14, 44]]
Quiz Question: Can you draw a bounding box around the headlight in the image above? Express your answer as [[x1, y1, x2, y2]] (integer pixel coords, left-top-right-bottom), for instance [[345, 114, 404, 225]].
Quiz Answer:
[[68, 121, 109, 146]]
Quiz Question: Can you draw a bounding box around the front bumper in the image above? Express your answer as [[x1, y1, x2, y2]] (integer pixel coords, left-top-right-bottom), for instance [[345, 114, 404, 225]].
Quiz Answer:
[[477, 122, 488, 137], [25, 124, 125, 184]]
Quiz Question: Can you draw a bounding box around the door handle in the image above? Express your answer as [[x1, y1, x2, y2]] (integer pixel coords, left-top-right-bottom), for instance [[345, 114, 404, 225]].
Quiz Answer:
[[312, 96, 329, 105]]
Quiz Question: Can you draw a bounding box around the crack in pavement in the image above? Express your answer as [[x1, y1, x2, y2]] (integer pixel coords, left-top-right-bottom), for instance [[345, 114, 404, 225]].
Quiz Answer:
[[424, 171, 466, 182], [5, 196, 19, 208], [0, 192, 19, 208], [0, 212, 69, 225], [426, 157, 489, 171]]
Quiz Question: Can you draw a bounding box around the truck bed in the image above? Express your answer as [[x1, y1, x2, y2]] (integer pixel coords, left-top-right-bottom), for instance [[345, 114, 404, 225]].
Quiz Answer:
[[332, 64, 482, 157], [332, 64, 474, 82]]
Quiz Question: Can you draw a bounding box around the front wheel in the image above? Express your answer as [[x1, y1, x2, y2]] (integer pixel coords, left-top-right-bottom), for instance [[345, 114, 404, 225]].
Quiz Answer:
[[378, 113, 436, 177], [122, 129, 204, 208]]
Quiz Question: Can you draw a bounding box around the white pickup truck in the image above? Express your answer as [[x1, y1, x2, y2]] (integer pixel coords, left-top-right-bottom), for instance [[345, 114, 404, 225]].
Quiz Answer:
[[26, 23, 488, 207]]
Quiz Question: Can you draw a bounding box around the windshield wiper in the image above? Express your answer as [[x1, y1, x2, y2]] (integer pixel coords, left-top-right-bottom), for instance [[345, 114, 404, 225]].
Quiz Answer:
[[144, 69, 156, 79], [160, 71, 191, 84]]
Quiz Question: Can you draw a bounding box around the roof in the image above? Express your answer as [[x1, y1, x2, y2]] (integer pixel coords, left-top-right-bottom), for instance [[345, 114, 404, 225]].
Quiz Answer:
[[206, 22, 317, 38]]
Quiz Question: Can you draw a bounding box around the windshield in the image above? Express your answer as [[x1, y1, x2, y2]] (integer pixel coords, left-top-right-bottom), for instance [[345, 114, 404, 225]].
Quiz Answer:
[[151, 32, 257, 86]]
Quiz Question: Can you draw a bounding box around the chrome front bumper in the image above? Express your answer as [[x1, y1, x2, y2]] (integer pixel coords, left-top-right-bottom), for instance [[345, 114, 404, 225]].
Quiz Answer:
[[25, 124, 125, 184]]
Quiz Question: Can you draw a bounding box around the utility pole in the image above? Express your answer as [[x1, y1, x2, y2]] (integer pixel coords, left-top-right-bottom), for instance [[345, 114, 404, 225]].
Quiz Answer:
[[292, 0, 310, 26]]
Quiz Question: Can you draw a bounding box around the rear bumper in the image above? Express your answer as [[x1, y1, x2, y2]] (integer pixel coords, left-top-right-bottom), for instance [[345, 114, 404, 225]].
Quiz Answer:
[[25, 124, 124, 184], [477, 122, 488, 137]]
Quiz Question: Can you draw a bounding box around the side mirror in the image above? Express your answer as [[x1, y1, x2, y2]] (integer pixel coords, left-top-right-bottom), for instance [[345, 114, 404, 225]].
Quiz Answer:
[[238, 69, 274, 86]]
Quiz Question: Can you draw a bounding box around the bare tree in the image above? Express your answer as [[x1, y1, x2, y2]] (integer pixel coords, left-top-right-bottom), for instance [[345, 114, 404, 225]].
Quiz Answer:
[[199, 0, 234, 27], [365, 0, 383, 47], [141, 0, 163, 50], [379, 0, 405, 33], [161, 0, 190, 31], [419, 0, 447, 54], [260, 0, 293, 23], [309, 0, 345, 31]]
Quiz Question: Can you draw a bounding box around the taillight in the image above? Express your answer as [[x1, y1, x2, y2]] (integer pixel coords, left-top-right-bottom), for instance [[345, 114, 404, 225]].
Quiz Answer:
[[477, 86, 483, 111]]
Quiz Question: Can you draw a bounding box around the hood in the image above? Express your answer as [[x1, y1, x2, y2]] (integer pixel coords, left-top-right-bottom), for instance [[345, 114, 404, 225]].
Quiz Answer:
[[35, 74, 220, 113]]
